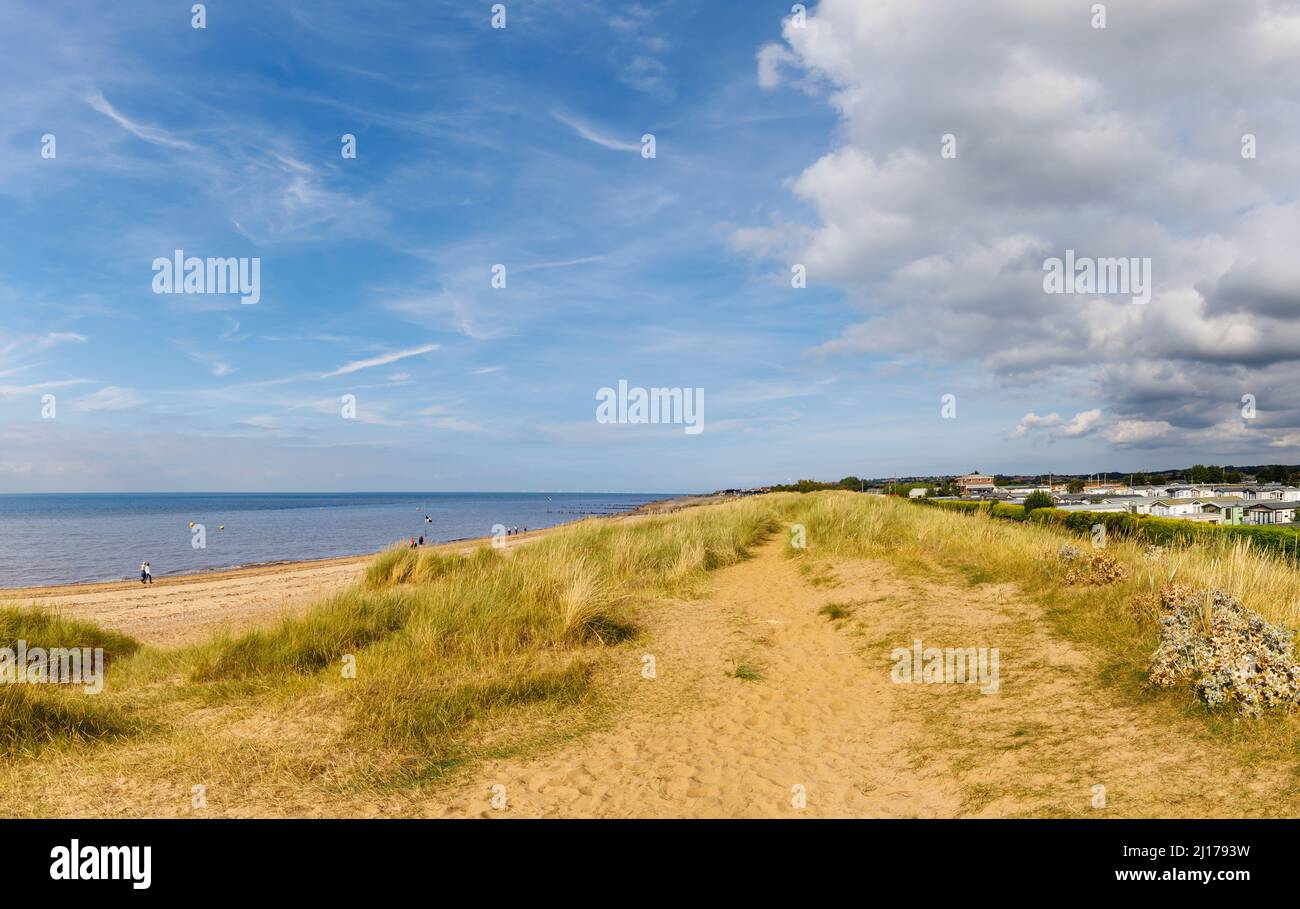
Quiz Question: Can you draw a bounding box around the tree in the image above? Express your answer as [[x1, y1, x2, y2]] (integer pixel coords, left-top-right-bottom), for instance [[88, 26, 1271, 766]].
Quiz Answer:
[[933, 479, 959, 497], [1066, 479, 1085, 493], [1257, 465, 1285, 484], [1023, 491, 1055, 514]]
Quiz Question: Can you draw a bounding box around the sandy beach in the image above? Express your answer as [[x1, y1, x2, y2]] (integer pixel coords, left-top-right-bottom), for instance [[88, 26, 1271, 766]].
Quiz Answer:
[[0, 495, 712, 646]]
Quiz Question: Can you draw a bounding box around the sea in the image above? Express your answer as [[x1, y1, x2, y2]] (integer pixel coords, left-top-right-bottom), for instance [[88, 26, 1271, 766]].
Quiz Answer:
[[0, 492, 673, 588]]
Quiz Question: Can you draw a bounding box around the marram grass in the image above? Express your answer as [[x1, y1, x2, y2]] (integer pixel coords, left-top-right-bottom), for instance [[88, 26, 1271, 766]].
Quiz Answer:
[[785, 490, 1300, 763], [0, 496, 784, 792]]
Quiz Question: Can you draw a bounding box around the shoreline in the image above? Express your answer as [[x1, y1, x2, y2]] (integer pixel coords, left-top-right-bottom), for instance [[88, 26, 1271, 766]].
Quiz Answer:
[[0, 495, 716, 597], [0, 494, 725, 644]]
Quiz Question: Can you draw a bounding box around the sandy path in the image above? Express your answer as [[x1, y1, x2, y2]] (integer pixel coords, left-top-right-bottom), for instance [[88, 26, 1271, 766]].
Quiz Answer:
[[429, 530, 1291, 818], [432, 534, 963, 818]]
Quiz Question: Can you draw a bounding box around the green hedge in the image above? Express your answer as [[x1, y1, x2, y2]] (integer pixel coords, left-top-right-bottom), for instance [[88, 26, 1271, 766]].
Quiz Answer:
[[918, 499, 1300, 559]]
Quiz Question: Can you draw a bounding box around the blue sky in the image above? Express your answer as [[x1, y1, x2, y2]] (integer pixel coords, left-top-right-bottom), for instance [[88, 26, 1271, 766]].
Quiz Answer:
[[4, 1, 1300, 491]]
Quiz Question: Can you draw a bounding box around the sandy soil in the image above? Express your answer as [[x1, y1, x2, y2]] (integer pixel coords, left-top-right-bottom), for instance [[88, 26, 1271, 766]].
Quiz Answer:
[[427, 532, 1290, 818]]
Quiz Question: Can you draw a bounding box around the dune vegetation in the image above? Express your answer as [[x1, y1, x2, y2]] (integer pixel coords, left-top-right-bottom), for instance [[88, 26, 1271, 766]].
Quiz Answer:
[[0, 497, 782, 814], [5, 489, 1300, 815], [784, 491, 1300, 762]]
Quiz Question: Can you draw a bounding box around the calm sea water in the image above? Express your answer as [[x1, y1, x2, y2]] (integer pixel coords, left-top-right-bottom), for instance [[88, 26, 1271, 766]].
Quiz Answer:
[[0, 493, 671, 588]]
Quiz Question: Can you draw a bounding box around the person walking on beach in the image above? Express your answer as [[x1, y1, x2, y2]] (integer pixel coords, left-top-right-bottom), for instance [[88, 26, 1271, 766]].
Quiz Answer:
[[141, 561, 153, 585]]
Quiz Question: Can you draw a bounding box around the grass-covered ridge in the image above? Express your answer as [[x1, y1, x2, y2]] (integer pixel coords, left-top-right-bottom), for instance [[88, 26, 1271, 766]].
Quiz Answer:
[[0, 496, 785, 804], [0, 605, 140, 665], [784, 491, 1300, 760], [0, 606, 144, 758]]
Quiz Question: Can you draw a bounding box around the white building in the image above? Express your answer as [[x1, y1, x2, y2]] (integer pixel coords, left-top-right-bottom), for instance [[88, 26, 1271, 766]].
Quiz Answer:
[[1148, 498, 1202, 517], [1246, 486, 1300, 502], [1245, 502, 1298, 524]]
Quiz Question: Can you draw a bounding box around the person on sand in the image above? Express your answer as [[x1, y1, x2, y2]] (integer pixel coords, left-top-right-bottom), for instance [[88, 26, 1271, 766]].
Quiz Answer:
[[141, 561, 153, 585]]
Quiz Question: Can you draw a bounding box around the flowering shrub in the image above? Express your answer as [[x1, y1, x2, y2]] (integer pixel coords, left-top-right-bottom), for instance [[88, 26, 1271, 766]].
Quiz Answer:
[[1053, 546, 1129, 585], [1148, 585, 1300, 717]]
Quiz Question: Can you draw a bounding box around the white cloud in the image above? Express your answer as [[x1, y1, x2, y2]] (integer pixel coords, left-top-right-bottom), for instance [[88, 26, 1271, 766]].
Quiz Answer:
[[0, 378, 91, 400], [1103, 419, 1175, 446], [73, 386, 141, 412], [551, 110, 641, 152], [0, 331, 87, 358], [324, 344, 440, 378], [1012, 411, 1061, 438], [745, 0, 1300, 454], [84, 90, 196, 150], [1061, 409, 1103, 438], [756, 43, 797, 89], [1013, 408, 1104, 440]]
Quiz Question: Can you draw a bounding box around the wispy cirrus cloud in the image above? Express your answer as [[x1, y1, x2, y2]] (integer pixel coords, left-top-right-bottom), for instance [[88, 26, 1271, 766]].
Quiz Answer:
[[551, 110, 641, 152], [73, 386, 142, 412], [323, 344, 440, 378], [84, 89, 196, 151], [0, 378, 92, 400]]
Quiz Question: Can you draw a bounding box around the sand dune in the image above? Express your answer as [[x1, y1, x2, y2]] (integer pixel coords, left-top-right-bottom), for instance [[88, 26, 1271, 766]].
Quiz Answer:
[[429, 532, 1283, 818], [0, 498, 708, 647], [0, 531, 546, 646]]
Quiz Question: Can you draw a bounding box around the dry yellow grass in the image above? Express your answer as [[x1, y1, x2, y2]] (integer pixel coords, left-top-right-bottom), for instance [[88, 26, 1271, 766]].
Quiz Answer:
[[785, 491, 1300, 765], [0, 496, 784, 816]]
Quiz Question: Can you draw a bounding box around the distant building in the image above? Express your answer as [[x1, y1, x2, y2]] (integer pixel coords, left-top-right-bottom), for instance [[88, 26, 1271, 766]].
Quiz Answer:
[[955, 473, 995, 495], [1210, 486, 1251, 499], [908, 487, 928, 499], [1246, 485, 1300, 502], [1200, 501, 1247, 525], [1051, 503, 1130, 513], [1148, 498, 1201, 517], [1245, 502, 1298, 525]]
